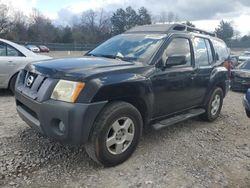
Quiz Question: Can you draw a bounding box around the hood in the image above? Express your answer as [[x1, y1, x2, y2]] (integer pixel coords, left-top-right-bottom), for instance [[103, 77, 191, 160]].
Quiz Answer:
[[27, 57, 144, 81]]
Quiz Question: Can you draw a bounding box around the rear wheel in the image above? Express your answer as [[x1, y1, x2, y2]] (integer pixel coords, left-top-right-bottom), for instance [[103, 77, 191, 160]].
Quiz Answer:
[[85, 101, 143, 167], [200, 87, 224, 121], [9, 74, 18, 94]]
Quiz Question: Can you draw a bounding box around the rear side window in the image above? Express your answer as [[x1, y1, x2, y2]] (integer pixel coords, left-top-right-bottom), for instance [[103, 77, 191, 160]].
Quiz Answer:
[[163, 38, 191, 66], [194, 37, 210, 66], [7, 45, 22, 56], [211, 39, 229, 61], [0, 42, 6, 56]]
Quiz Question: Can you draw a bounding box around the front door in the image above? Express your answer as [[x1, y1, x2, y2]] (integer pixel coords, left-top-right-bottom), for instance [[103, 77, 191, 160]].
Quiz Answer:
[[151, 36, 197, 118]]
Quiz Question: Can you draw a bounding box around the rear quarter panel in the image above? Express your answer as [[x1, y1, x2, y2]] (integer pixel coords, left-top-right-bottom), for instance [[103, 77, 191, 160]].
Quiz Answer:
[[203, 66, 229, 105]]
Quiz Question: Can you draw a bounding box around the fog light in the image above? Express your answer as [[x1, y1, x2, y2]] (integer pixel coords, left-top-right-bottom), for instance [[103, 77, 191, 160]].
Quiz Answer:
[[58, 121, 66, 133]]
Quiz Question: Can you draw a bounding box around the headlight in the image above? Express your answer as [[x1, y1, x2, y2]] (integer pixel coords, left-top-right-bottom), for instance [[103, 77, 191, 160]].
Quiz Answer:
[[51, 80, 85, 103]]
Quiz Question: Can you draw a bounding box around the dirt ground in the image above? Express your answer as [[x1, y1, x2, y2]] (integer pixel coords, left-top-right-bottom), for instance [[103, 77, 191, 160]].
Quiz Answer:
[[0, 89, 250, 188]]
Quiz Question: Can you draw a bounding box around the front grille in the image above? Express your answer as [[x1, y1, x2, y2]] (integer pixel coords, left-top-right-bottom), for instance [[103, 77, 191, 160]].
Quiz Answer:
[[37, 77, 47, 92], [16, 70, 48, 100], [24, 72, 38, 88]]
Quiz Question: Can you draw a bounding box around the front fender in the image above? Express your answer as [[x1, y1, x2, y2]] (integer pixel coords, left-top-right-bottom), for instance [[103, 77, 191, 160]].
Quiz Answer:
[[80, 73, 154, 123]]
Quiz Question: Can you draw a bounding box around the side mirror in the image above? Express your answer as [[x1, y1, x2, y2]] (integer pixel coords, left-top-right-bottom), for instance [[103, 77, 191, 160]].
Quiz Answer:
[[165, 55, 187, 67]]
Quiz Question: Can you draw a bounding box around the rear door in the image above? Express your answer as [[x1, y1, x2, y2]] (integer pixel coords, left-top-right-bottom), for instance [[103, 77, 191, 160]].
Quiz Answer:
[[191, 37, 214, 104]]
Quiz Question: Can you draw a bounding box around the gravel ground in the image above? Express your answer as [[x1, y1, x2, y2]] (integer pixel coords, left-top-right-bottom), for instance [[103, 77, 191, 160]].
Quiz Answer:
[[0, 90, 250, 188]]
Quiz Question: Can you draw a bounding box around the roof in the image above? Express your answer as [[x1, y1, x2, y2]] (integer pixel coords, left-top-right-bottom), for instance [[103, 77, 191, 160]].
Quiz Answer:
[[0, 38, 37, 57], [125, 24, 216, 37]]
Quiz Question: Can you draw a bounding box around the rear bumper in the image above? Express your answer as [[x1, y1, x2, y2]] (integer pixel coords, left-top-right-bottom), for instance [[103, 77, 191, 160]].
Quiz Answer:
[[16, 91, 107, 144]]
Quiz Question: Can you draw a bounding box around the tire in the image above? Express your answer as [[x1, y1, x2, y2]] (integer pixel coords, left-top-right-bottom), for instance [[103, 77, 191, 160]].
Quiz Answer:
[[9, 74, 18, 94], [246, 109, 250, 118], [200, 87, 224, 122], [85, 101, 143, 167]]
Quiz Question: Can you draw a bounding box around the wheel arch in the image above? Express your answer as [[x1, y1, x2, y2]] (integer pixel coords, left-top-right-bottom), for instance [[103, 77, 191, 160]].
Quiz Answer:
[[8, 71, 19, 89], [91, 81, 154, 127]]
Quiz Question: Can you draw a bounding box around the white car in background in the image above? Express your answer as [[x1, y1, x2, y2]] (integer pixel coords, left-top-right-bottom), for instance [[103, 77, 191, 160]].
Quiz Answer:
[[239, 51, 250, 62], [25, 44, 40, 53], [0, 38, 52, 93]]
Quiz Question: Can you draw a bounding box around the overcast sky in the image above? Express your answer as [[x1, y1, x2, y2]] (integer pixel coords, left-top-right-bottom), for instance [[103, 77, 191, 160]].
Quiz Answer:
[[2, 0, 250, 35]]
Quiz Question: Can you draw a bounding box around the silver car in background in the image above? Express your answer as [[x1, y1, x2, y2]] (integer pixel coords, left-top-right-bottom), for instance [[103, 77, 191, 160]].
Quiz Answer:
[[239, 51, 250, 62], [0, 38, 52, 93]]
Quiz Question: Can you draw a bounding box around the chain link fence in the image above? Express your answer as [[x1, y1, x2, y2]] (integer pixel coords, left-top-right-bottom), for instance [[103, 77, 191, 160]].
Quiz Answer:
[[16, 41, 97, 51]]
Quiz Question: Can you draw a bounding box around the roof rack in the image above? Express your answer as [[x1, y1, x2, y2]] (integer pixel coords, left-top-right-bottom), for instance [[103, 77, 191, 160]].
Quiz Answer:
[[125, 24, 216, 37], [172, 24, 216, 37]]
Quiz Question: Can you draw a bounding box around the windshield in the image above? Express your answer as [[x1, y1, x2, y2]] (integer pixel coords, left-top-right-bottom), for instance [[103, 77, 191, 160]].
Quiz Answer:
[[239, 61, 250, 69], [88, 34, 166, 63], [244, 52, 250, 56]]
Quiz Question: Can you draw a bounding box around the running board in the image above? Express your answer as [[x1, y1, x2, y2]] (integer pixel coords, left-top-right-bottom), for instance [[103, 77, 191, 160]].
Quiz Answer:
[[152, 108, 206, 130]]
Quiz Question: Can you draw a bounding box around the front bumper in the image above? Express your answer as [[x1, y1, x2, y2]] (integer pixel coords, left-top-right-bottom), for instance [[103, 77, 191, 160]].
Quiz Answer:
[[16, 91, 107, 144]]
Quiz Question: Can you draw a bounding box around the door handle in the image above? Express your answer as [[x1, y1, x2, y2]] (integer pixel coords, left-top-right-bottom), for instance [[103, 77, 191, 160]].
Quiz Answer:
[[190, 72, 197, 80], [8, 61, 16, 66]]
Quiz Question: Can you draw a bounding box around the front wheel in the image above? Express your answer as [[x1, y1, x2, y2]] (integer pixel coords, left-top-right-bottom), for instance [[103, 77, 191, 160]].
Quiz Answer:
[[85, 101, 143, 167], [246, 109, 250, 118], [200, 87, 224, 121], [9, 74, 18, 94]]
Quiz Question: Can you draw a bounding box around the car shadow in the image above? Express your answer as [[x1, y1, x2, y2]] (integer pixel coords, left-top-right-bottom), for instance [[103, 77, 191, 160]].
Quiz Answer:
[[0, 89, 13, 96], [230, 89, 247, 94]]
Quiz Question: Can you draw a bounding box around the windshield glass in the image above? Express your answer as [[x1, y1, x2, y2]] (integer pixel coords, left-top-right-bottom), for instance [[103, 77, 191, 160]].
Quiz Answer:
[[88, 34, 166, 63], [239, 61, 250, 69], [244, 52, 250, 56]]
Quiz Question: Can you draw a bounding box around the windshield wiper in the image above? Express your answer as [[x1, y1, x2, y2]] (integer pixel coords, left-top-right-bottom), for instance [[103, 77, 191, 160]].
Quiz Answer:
[[87, 53, 136, 62]]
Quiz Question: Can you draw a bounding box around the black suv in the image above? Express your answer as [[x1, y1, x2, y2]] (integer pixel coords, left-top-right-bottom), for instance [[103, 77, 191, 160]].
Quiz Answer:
[[15, 24, 230, 166]]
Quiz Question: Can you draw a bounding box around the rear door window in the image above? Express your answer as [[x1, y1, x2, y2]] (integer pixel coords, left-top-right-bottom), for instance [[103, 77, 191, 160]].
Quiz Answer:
[[194, 37, 209, 66]]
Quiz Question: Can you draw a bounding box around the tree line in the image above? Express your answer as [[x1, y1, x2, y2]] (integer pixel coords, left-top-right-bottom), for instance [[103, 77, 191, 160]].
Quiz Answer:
[[0, 3, 249, 48], [0, 4, 151, 44]]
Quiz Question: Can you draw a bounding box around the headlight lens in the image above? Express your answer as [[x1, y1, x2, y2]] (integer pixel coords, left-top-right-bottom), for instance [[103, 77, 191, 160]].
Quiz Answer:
[[51, 80, 85, 103]]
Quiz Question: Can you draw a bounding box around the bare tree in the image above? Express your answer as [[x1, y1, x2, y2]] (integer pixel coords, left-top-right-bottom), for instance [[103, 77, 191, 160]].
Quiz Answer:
[[157, 11, 179, 23], [167, 12, 174, 23], [159, 11, 167, 23], [234, 30, 241, 41], [0, 3, 9, 35]]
